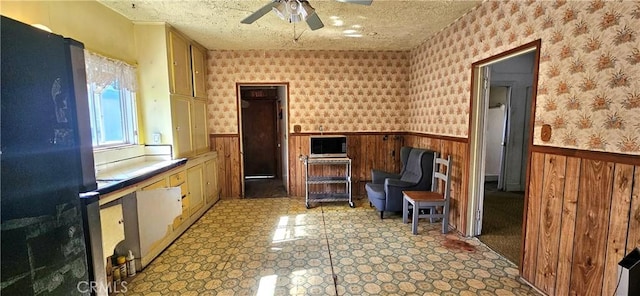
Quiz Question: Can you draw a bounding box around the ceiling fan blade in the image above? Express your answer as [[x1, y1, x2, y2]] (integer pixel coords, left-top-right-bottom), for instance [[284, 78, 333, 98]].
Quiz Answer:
[[306, 12, 324, 31], [241, 1, 280, 24], [335, 0, 372, 5]]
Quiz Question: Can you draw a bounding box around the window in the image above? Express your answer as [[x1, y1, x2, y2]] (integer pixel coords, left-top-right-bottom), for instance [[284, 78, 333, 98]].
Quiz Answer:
[[85, 50, 138, 147]]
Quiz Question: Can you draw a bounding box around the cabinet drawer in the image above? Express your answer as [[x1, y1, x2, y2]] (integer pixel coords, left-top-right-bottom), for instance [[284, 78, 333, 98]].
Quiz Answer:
[[142, 179, 166, 191], [170, 171, 186, 186]]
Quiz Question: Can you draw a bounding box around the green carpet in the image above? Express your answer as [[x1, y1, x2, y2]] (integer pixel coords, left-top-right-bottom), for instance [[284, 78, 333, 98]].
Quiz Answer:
[[478, 185, 524, 265]]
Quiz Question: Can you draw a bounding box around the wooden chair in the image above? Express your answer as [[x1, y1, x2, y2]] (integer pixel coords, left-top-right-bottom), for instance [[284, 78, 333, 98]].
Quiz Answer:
[[402, 155, 451, 234]]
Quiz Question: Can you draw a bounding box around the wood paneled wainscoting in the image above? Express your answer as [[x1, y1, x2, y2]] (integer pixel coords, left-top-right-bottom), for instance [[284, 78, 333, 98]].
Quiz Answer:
[[288, 133, 405, 198], [211, 132, 471, 234], [521, 148, 640, 296], [211, 133, 407, 199], [288, 132, 472, 235], [210, 134, 241, 198], [404, 133, 470, 235]]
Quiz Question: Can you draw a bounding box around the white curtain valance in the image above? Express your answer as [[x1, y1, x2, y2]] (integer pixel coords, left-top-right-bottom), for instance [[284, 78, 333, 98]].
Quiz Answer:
[[84, 50, 137, 92]]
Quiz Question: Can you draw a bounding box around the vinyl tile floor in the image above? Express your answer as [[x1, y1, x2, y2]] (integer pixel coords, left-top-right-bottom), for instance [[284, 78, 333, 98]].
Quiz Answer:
[[119, 197, 539, 295]]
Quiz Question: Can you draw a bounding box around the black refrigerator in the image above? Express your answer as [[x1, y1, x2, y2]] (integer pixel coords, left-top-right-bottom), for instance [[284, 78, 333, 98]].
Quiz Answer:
[[1, 16, 100, 295]]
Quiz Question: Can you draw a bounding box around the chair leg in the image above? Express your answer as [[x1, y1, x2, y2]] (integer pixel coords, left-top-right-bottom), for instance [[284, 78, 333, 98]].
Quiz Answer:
[[429, 206, 437, 223], [411, 204, 419, 235], [402, 197, 408, 224], [380, 211, 384, 219], [442, 203, 449, 234]]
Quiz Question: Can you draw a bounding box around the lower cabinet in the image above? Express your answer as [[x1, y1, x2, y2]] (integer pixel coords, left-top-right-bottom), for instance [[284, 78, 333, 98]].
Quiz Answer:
[[187, 164, 204, 216], [205, 158, 219, 204], [170, 171, 189, 229], [103, 152, 219, 274], [142, 178, 166, 191], [99, 201, 124, 260], [135, 185, 181, 267]]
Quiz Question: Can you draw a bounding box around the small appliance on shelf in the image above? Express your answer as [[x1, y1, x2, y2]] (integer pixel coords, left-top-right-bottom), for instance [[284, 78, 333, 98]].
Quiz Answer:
[[309, 135, 347, 158]]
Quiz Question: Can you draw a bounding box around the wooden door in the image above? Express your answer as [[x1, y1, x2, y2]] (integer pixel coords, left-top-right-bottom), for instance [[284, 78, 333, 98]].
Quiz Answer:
[[242, 99, 277, 177]]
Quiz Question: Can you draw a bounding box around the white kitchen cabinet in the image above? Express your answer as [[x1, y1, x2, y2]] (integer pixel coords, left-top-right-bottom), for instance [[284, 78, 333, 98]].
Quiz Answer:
[[136, 187, 181, 264], [99, 202, 124, 259]]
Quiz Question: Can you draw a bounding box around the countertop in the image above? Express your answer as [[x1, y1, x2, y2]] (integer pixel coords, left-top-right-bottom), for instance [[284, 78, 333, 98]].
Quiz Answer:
[[95, 158, 187, 195]]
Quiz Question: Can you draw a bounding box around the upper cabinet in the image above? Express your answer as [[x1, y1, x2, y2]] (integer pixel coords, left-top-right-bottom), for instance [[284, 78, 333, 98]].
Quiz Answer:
[[190, 45, 207, 99], [168, 31, 192, 97], [135, 23, 209, 159]]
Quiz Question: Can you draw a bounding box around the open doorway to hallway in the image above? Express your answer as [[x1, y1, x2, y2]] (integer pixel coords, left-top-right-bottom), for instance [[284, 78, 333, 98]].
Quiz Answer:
[[468, 42, 539, 266], [238, 84, 289, 198]]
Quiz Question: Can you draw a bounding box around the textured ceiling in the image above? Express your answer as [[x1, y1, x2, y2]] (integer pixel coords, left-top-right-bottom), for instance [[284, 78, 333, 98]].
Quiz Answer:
[[99, 0, 481, 51]]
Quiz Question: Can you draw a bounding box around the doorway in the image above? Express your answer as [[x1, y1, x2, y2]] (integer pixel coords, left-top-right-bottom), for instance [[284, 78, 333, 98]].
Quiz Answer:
[[238, 84, 289, 198], [467, 41, 539, 266]]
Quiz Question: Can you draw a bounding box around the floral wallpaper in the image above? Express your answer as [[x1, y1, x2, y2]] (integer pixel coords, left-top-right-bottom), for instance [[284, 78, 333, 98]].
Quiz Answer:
[[206, 50, 410, 134], [408, 0, 640, 154], [207, 1, 640, 155]]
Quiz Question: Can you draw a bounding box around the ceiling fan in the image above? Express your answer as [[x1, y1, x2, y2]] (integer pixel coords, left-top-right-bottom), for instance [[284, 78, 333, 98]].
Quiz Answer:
[[241, 0, 373, 31]]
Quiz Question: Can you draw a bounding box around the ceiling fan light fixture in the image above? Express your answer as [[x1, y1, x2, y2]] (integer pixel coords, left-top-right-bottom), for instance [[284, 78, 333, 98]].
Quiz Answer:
[[300, 1, 315, 18], [272, 0, 316, 23], [272, 1, 288, 21]]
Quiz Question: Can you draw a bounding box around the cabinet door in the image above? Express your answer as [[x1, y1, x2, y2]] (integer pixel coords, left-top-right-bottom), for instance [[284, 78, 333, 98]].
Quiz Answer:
[[100, 203, 124, 259], [187, 164, 204, 215], [169, 30, 192, 96], [191, 45, 207, 99], [191, 99, 209, 154], [170, 95, 193, 158], [204, 158, 219, 204]]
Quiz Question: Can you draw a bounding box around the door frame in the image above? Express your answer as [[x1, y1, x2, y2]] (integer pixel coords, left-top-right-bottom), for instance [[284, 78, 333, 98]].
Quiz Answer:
[[466, 40, 541, 239], [236, 82, 290, 198]]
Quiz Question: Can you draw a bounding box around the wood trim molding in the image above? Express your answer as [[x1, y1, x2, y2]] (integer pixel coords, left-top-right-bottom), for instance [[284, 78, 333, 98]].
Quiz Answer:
[[403, 132, 468, 143], [289, 131, 468, 143], [289, 131, 404, 137], [210, 134, 239, 138], [531, 145, 640, 166]]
